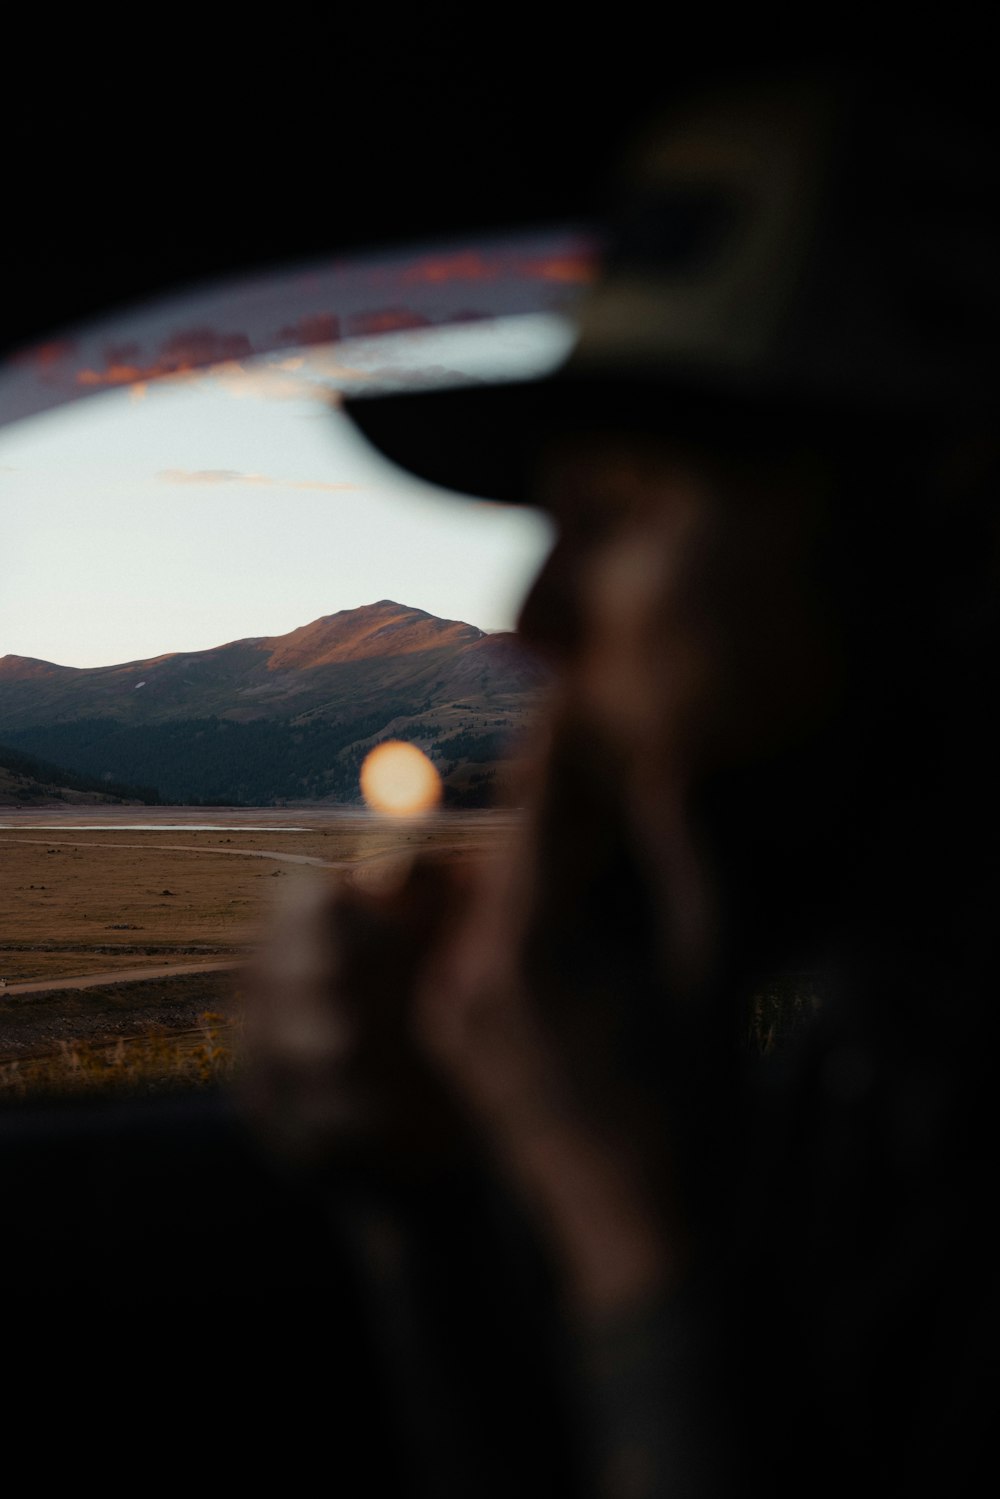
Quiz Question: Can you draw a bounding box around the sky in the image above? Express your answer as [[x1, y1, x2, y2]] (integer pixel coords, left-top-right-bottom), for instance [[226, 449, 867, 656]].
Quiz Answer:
[[0, 321, 563, 669]]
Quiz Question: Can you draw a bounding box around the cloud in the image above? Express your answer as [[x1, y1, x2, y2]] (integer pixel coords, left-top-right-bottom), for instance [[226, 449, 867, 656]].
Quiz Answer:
[[12, 339, 76, 372], [347, 308, 433, 337], [160, 469, 268, 484], [159, 328, 255, 367], [399, 251, 503, 284], [208, 364, 322, 403], [158, 468, 358, 492], [287, 349, 372, 381], [77, 365, 144, 389], [391, 246, 598, 287], [103, 340, 142, 366], [207, 352, 381, 403], [351, 364, 484, 392], [276, 312, 341, 347], [288, 478, 361, 492], [73, 328, 259, 392], [520, 251, 598, 283]]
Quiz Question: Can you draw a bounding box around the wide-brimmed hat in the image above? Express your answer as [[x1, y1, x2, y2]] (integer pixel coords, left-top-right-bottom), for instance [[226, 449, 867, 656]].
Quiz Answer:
[[341, 70, 999, 505]]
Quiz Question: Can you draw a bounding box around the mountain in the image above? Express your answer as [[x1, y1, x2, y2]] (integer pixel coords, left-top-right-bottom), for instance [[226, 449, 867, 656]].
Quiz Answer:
[[0, 602, 548, 806]]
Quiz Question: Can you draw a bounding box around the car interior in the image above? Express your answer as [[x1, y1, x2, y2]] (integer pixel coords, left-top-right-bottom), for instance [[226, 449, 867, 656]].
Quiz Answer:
[[12, 41, 955, 1495]]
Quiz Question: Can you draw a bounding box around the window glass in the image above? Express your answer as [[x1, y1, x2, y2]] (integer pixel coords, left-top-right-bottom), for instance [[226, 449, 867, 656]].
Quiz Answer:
[[0, 229, 596, 1103]]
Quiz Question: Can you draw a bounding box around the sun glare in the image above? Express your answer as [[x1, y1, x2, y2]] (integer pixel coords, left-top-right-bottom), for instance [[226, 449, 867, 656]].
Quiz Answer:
[[359, 741, 443, 816]]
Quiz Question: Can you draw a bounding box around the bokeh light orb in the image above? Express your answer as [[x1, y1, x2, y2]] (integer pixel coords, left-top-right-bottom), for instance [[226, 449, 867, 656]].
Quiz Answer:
[[359, 741, 442, 816]]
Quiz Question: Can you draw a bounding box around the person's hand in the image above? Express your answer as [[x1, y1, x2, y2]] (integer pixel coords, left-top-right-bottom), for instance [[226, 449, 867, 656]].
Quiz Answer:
[[237, 855, 477, 1180], [236, 702, 693, 1321]]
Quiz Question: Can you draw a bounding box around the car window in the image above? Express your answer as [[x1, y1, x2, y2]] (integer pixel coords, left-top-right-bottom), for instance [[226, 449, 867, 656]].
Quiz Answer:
[[0, 227, 598, 1103]]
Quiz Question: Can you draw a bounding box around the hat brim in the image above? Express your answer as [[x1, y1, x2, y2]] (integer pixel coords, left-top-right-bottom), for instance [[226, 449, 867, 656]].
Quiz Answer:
[[341, 376, 589, 507], [339, 364, 888, 508]]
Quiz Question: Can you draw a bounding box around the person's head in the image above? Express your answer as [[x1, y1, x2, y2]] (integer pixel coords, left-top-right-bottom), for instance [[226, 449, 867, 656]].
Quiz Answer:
[[343, 65, 1000, 1000]]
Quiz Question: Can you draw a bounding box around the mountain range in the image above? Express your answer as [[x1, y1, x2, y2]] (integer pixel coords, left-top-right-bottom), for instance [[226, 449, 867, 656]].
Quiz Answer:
[[0, 601, 548, 806]]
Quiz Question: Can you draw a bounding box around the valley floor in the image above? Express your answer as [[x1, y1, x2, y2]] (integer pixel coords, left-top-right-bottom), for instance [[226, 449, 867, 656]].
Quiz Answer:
[[0, 804, 521, 1098]]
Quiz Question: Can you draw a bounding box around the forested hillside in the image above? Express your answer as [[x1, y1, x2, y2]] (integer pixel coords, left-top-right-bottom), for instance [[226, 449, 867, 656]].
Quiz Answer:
[[0, 744, 160, 806], [0, 602, 546, 806]]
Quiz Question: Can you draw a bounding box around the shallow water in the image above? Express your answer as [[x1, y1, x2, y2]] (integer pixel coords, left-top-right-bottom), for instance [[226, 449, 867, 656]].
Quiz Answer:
[[0, 805, 514, 832]]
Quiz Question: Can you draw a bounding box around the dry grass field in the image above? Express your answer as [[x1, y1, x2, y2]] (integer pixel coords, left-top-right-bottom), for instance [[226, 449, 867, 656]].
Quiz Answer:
[[0, 805, 520, 1100]]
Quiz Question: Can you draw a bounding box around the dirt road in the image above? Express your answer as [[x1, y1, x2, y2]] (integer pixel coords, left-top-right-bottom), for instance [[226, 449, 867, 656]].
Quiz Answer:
[[0, 836, 335, 866], [1, 959, 244, 997]]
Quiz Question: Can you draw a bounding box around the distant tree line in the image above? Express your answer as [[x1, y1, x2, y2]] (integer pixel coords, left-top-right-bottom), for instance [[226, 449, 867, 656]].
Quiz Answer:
[[2, 712, 523, 807], [431, 727, 511, 763], [0, 743, 161, 803]]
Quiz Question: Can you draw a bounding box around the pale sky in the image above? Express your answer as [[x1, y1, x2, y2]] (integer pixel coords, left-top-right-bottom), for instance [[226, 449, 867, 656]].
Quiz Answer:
[[0, 321, 562, 668]]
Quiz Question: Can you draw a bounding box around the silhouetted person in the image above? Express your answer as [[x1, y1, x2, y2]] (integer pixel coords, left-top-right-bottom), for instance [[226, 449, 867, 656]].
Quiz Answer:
[[240, 65, 1000, 1498]]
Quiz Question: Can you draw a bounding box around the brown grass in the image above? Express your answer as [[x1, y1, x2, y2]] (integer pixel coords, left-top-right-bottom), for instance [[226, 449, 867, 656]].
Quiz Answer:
[[1, 806, 820, 1101], [0, 1009, 239, 1099], [0, 807, 518, 1098]]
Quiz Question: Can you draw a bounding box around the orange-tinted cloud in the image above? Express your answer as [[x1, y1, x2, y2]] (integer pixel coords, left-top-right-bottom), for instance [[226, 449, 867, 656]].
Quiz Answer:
[[399, 251, 504, 284], [520, 251, 598, 282], [71, 327, 258, 391], [347, 308, 433, 337], [103, 340, 141, 366], [160, 469, 269, 484], [76, 366, 143, 388], [75, 363, 183, 390], [277, 312, 341, 346], [394, 246, 598, 287], [159, 468, 357, 492], [15, 338, 76, 370], [158, 328, 255, 368]]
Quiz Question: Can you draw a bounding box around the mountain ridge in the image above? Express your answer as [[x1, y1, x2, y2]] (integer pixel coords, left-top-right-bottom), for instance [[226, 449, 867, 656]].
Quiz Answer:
[[0, 600, 545, 806], [0, 599, 488, 680]]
